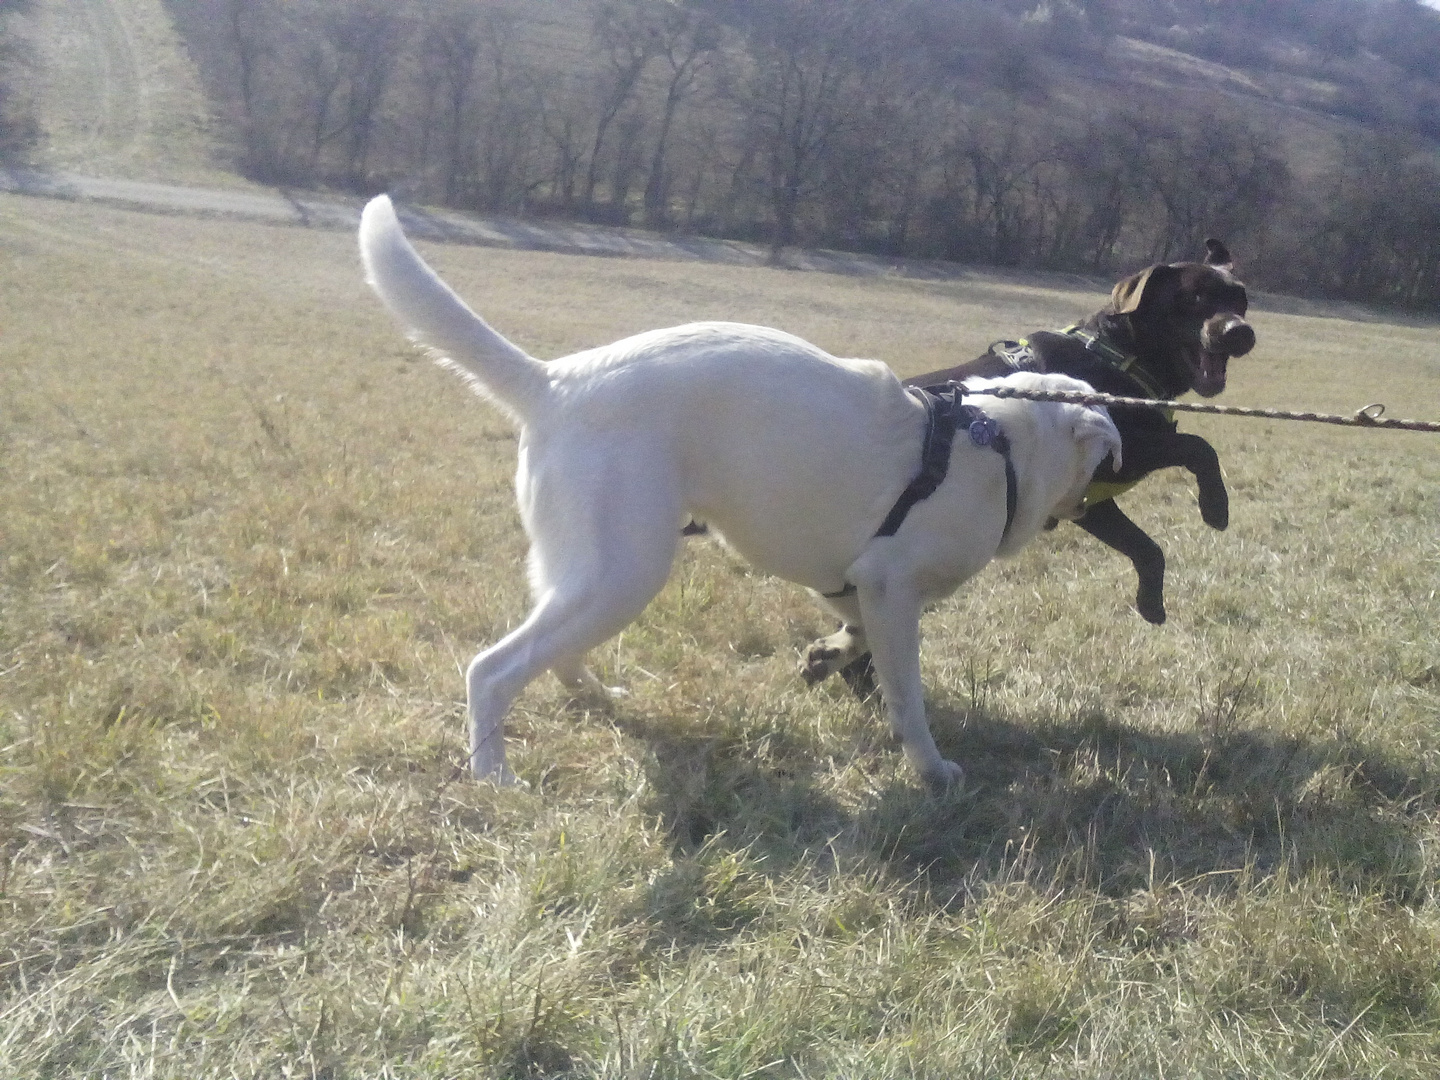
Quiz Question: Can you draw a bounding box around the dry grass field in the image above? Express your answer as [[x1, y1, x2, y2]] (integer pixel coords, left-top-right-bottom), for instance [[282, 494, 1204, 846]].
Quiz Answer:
[[2, 192, 1439, 1077]]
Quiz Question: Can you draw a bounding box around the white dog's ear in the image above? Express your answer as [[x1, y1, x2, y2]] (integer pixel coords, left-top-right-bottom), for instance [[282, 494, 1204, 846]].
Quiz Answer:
[[1072, 406, 1122, 472]]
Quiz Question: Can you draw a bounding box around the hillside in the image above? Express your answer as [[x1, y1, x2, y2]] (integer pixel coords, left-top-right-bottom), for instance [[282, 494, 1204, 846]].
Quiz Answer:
[[6, 0, 1440, 309], [161, 0, 1440, 308]]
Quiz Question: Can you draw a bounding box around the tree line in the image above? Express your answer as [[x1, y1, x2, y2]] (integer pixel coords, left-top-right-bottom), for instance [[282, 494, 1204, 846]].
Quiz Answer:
[[173, 0, 1440, 311], [0, 0, 34, 157]]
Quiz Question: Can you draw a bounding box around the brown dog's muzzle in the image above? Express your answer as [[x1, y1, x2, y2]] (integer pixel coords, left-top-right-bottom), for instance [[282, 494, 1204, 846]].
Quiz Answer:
[[1205, 314, 1255, 358], [1192, 314, 1254, 397]]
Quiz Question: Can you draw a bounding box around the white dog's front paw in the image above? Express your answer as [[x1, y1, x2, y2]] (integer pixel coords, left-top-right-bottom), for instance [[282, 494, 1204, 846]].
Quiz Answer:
[[556, 667, 626, 709], [471, 761, 529, 789], [470, 734, 523, 786], [920, 758, 965, 795], [562, 683, 626, 711], [495, 765, 529, 789]]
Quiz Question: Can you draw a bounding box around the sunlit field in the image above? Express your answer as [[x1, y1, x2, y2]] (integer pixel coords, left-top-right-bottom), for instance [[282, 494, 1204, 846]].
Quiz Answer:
[[2, 192, 1439, 1078]]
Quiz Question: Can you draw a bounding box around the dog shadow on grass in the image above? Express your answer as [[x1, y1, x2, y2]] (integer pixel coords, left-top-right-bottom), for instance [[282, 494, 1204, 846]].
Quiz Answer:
[[622, 690, 1433, 945], [876, 697, 1431, 903]]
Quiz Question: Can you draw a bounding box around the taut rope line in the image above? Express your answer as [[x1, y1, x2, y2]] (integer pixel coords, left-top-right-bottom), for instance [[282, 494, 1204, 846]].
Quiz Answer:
[[966, 385, 1440, 433]]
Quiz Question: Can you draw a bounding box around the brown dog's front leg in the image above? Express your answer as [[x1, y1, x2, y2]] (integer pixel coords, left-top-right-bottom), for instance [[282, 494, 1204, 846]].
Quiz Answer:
[[838, 653, 879, 700], [1178, 434, 1228, 531]]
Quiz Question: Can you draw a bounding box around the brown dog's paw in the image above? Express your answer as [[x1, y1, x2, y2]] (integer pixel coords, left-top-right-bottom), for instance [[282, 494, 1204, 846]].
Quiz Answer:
[[800, 643, 844, 685], [1199, 489, 1229, 531]]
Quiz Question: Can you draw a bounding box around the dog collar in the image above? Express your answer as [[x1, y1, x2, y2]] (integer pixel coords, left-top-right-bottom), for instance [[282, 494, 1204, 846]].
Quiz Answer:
[[825, 383, 1016, 599], [1060, 324, 1169, 402]]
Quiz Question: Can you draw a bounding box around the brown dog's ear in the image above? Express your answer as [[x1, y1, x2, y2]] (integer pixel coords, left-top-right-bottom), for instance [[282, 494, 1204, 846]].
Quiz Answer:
[[1109, 264, 1180, 314], [1203, 238, 1233, 269], [1109, 267, 1154, 313]]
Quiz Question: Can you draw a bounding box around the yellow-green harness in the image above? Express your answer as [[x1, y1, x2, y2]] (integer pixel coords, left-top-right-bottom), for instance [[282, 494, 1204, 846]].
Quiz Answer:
[[1082, 477, 1144, 506]]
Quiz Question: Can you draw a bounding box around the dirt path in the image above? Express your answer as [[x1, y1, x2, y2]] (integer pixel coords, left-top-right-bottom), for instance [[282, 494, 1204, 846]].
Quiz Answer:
[[28, 0, 232, 185]]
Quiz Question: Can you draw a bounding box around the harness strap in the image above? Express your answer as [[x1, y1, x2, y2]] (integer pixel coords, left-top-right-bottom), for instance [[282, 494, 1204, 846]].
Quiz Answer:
[[824, 382, 1016, 599], [1059, 324, 1171, 407], [992, 325, 1170, 409], [980, 326, 1173, 513], [988, 338, 1036, 371]]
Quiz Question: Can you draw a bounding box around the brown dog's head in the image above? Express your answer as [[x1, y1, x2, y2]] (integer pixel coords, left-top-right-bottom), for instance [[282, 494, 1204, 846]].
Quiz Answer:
[[1107, 239, 1254, 398]]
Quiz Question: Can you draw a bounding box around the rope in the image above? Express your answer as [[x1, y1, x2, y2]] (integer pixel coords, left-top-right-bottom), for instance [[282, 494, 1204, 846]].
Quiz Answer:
[[965, 385, 1440, 433]]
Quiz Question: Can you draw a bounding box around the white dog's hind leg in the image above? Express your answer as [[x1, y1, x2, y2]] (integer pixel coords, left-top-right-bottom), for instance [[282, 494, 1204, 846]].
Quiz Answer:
[[467, 582, 660, 781], [466, 522, 678, 782], [851, 563, 964, 792]]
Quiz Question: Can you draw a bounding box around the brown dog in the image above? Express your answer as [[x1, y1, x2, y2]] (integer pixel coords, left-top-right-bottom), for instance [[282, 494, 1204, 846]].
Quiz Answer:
[[909, 239, 1253, 626], [803, 241, 1254, 696]]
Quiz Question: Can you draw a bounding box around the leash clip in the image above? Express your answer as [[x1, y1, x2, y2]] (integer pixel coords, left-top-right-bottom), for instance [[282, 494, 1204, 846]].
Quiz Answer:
[[1354, 403, 1386, 424]]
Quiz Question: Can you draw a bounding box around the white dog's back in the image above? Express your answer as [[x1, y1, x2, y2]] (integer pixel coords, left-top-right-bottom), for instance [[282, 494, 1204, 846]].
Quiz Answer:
[[360, 195, 930, 591]]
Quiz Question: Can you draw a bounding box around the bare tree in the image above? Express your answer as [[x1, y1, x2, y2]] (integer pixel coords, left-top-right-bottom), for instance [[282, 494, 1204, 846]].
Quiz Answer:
[[922, 99, 1051, 265], [726, 0, 881, 257], [1126, 104, 1290, 263], [582, 0, 661, 209], [538, 81, 589, 209], [1050, 107, 1151, 270], [323, 4, 408, 185], [295, 32, 345, 180], [639, 2, 721, 226], [468, 14, 541, 212], [1313, 133, 1440, 307], [221, 0, 271, 125], [418, 7, 482, 202], [804, 44, 946, 254], [0, 0, 35, 160]]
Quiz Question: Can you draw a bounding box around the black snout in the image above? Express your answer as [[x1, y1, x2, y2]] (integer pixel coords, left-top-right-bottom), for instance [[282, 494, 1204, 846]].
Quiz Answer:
[[1222, 321, 1255, 357], [1204, 315, 1255, 358]]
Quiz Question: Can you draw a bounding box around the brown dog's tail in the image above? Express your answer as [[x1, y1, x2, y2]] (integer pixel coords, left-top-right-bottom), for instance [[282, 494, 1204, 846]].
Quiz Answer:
[[358, 195, 551, 424]]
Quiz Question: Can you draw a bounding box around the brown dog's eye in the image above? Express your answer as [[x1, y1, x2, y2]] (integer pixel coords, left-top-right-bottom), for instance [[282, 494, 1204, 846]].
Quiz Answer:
[[1195, 284, 1246, 317], [1216, 286, 1248, 316]]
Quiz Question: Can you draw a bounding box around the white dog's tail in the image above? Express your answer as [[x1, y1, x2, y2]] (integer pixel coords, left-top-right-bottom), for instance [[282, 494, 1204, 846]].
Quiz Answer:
[[358, 195, 550, 422]]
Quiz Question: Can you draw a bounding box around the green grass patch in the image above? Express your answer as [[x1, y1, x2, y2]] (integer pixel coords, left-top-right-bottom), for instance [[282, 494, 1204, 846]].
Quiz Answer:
[[2, 194, 1439, 1076]]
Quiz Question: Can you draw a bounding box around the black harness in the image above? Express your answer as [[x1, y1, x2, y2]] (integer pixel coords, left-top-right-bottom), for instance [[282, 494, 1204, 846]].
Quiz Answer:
[[878, 382, 1017, 537], [825, 382, 1016, 599]]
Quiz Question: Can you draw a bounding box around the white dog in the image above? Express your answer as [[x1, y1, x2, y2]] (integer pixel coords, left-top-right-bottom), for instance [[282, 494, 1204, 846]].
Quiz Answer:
[[358, 195, 1120, 790]]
